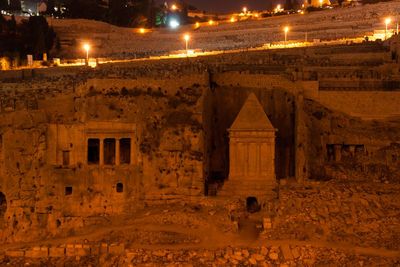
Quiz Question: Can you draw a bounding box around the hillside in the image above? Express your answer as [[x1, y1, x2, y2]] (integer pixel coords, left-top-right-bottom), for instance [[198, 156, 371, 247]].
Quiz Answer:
[[49, 0, 400, 59]]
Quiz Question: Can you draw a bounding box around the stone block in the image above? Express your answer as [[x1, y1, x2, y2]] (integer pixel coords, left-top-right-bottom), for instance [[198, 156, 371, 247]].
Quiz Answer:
[[280, 244, 293, 261], [263, 218, 272, 229], [25, 248, 48, 258], [5, 250, 25, 257], [291, 247, 300, 259], [109, 243, 125, 255], [90, 245, 101, 256], [75, 247, 90, 256], [260, 247, 269, 255], [100, 243, 108, 254], [269, 252, 279, 260], [66, 244, 75, 257], [49, 247, 65, 257]]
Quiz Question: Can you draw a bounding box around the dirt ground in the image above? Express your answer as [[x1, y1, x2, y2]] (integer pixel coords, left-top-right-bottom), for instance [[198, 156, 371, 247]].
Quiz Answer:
[[0, 175, 399, 266]]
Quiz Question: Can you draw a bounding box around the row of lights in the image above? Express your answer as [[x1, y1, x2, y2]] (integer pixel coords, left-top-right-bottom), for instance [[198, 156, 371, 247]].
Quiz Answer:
[[82, 16, 396, 61]]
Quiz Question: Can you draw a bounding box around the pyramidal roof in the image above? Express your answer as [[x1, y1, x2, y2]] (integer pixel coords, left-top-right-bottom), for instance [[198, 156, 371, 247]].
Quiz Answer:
[[230, 93, 275, 131]]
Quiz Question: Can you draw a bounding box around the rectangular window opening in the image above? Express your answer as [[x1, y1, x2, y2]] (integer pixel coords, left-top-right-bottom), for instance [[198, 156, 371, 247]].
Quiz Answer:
[[88, 139, 100, 164], [65, 186, 72, 195], [120, 138, 131, 164], [104, 138, 116, 165]]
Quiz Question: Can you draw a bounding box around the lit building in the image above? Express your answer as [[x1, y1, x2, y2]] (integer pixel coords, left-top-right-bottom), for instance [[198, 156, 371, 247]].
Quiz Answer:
[[304, 0, 331, 8]]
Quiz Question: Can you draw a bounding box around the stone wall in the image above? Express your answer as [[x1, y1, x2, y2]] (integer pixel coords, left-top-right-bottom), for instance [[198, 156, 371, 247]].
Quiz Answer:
[[0, 42, 399, 243], [0, 72, 209, 243]]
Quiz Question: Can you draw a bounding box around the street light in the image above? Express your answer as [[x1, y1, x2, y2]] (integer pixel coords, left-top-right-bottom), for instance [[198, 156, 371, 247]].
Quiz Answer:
[[83, 44, 90, 64], [385, 18, 391, 40], [243, 7, 247, 14], [319, 0, 323, 7], [184, 34, 190, 56], [284, 27, 289, 45]]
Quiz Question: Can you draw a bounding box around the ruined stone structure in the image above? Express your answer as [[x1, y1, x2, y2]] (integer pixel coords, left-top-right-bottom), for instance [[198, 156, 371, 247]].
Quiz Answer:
[[218, 93, 277, 203], [0, 40, 399, 244]]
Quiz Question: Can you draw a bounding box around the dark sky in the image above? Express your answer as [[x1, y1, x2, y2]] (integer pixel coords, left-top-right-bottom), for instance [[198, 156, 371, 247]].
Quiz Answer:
[[157, 0, 276, 14]]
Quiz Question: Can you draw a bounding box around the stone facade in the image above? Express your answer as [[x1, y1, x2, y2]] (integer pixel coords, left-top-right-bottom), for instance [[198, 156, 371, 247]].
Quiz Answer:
[[218, 93, 277, 202], [0, 41, 399, 243]]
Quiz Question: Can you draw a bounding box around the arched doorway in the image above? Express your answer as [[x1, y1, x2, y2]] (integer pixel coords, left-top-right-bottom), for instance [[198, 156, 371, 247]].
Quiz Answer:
[[246, 197, 260, 213]]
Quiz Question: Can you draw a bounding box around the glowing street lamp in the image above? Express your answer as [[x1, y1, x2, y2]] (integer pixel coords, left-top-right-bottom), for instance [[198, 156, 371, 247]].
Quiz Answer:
[[83, 44, 90, 64], [139, 28, 145, 33], [184, 34, 190, 56], [319, 0, 323, 7], [209, 20, 214, 25], [284, 27, 289, 45], [171, 4, 177, 10], [243, 7, 247, 14], [231, 17, 235, 22], [385, 18, 391, 40], [195, 22, 200, 28], [170, 19, 180, 29]]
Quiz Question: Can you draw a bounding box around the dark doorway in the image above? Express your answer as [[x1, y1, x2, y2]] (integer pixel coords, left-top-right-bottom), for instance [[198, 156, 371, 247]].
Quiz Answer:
[[246, 197, 260, 213], [116, 183, 123, 193], [104, 139, 116, 165], [88, 139, 100, 164], [65, 187, 72, 195], [119, 138, 131, 164], [0, 192, 6, 218]]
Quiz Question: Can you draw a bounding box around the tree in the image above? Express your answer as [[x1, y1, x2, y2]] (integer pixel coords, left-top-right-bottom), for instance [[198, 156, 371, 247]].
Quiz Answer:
[[20, 16, 56, 59], [46, 0, 56, 15], [268, 0, 274, 12], [9, 0, 21, 11], [284, 0, 294, 10], [0, 0, 8, 10]]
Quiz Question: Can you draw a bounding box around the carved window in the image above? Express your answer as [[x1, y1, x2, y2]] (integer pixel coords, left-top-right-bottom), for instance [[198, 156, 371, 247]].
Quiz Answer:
[[104, 138, 116, 165], [120, 138, 131, 164], [116, 183, 123, 193], [65, 187, 72, 195], [88, 139, 100, 164]]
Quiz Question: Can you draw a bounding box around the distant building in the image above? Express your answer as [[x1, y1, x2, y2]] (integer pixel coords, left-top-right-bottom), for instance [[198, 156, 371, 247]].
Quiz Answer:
[[304, 0, 331, 8]]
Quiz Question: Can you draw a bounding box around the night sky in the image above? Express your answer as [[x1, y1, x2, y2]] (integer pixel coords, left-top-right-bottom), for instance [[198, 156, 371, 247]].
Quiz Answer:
[[157, 0, 276, 13]]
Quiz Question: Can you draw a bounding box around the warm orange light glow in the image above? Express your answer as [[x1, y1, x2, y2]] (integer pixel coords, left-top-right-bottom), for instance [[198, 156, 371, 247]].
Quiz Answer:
[[300, 10, 304, 14], [255, 14, 259, 17], [83, 44, 90, 52], [385, 18, 391, 25], [195, 22, 200, 28], [231, 17, 235, 22], [284, 27, 289, 33], [243, 7, 247, 13], [140, 28, 145, 33], [184, 34, 190, 41], [209, 20, 214, 25], [277, 4, 281, 10]]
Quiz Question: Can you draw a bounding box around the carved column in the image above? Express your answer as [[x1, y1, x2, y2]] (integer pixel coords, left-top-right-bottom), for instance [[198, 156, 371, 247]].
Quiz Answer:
[[100, 139, 104, 165], [115, 139, 120, 165], [333, 144, 342, 162]]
